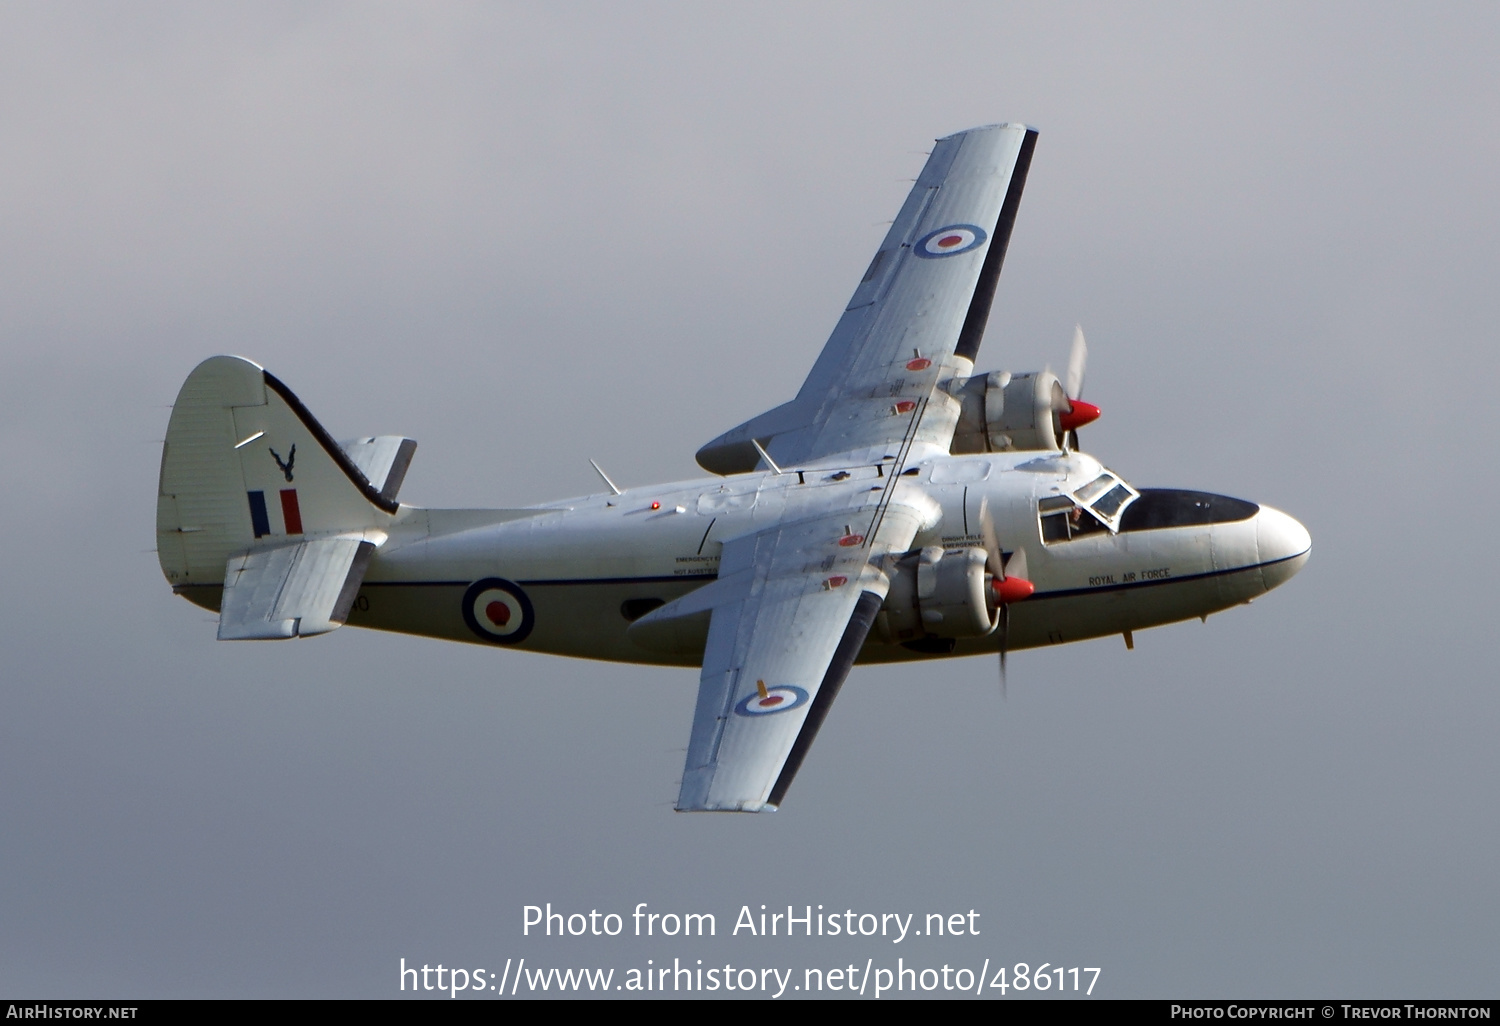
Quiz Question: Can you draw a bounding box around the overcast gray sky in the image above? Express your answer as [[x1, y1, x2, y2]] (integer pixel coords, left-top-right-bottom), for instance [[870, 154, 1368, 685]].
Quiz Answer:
[[2, 2, 1496, 998]]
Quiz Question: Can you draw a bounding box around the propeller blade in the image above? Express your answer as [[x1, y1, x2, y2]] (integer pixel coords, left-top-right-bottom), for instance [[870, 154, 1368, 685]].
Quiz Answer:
[[978, 497, 1003, 579], [998, 603, 1008, 700], [979, 502, 1032, 699], [1006, 545, 1027, 584], [1066, 324, 1087, 399], [1048, 377, 1072, 450]]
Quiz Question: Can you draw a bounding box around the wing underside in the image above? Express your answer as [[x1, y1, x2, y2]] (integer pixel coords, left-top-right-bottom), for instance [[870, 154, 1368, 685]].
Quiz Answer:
[[671, 485, 932, 812], [672, 124, 1038, 810]]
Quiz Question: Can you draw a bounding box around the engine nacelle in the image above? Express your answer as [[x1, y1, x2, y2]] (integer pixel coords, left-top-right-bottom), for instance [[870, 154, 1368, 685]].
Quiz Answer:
[[877, 546, 997, 642], [949, 369, 1069, 453]]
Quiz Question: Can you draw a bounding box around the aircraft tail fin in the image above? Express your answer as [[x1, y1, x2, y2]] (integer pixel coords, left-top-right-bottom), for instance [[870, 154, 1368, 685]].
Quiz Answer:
[[156, 355, 415, 633]]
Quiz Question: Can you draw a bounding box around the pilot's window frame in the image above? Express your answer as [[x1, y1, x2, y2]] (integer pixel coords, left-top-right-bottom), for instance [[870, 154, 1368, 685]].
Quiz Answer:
[[1038, 499, 1109, 543], [1091, 483, 1134, 519], [1037, 472, 1141, 544], [1074, 474, 1115, 504]]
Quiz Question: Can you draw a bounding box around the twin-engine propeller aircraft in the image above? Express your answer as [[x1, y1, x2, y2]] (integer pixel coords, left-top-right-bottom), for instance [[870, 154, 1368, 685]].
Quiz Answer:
[[157, 123, 1309, 812]]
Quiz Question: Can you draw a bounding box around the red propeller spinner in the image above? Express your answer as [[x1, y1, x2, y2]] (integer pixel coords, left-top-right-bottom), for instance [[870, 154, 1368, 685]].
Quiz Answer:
[[992, 575, 1035, 604], [1059, 399, 1101, 432]]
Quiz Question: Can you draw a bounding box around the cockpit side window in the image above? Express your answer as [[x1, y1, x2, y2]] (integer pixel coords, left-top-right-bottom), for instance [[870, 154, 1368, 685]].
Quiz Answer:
[[1038, 495, 1110, 543]]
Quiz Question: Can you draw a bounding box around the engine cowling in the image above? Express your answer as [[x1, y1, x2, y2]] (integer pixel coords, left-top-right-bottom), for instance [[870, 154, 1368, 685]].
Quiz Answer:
[[949, 369, 1070, 453], [877, 546, 998, 642]]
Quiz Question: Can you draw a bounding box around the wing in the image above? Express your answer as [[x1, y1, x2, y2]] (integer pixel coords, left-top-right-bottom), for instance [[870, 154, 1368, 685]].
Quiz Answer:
[[670, 481, 934, 811], [696, 123, 1037, 475]]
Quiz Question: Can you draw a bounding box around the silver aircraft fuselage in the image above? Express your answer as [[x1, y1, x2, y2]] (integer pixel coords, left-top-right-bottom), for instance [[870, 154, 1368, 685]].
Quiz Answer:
[[345, 450, 1310, 665]]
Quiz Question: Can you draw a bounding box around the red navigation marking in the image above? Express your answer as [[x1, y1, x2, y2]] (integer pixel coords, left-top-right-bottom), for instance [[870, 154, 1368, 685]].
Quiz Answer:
[[279, 489, 303, 535], [905, 358, 931, 371], [485, 601, 511, 626], [838, 534, 864, 547], [937, 234, 964, 247], [893, 400, 916, 414], [651, 501, 661, 510], [826, 575, 848, 588]]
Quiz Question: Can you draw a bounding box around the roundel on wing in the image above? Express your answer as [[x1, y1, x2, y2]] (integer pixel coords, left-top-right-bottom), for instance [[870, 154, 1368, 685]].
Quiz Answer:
[[734, 685, 810, 717], [462, 578, 535, 645], [913, 224, 987, 258]]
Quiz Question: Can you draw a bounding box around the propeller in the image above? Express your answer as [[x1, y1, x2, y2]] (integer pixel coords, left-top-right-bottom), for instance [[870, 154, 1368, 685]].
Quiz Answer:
[[1065, 323, 1087, 400], [978, 498, 1035, 695], [1057, 324, 1100, 450]]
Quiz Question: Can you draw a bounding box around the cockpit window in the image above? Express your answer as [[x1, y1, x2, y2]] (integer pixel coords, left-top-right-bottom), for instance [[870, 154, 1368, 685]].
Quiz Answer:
[[1073, 474, 1114, 504], [1040, 503, 1110, 542], [1092, 483, 1134, 518], [1037, 471, 1140, 544]]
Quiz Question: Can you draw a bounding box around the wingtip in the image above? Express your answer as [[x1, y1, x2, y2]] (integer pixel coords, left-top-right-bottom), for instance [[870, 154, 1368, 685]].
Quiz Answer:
[[938, 122, 1039, 142]]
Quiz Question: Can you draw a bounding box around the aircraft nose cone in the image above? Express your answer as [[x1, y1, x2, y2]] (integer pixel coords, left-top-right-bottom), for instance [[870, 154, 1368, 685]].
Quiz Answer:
[[1256, 505, 1311, 591]]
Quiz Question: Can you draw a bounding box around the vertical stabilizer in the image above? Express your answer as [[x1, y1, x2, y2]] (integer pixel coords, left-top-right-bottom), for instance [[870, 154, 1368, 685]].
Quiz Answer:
[[157, 356, 415, 624]]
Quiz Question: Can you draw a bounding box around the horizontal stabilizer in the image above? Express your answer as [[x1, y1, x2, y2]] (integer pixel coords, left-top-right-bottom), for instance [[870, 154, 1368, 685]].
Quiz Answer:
[[340, 436, 417, 503], [219, 536, 376, 640]]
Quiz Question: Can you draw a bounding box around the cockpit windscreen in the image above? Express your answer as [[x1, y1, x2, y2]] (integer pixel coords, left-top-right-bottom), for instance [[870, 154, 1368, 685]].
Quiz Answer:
[[1037, 472, 1140, 544]]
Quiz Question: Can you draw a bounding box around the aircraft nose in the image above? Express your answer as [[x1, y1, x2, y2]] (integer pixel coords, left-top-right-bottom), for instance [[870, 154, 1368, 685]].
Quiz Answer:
[[1255, 505, 1311, 591]]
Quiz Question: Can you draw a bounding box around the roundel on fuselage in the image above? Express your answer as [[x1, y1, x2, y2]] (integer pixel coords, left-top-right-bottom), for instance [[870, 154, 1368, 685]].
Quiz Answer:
[[462, 578, 535, 645]]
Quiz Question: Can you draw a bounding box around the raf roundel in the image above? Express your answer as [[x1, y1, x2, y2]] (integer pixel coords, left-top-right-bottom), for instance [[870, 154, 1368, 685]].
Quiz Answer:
[[734, 684, 810, 717], [462, 578, 535, 645], [914, 224, 988, 259]]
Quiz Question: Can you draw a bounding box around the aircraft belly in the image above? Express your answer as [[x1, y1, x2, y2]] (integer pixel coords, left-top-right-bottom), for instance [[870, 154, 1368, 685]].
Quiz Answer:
[[852, 521, 1271, 664], [346, 578, 711, 665], [345, 493, 740, 665], [852, 562, 1270, 664], [515, 579, 708, 665], [347, 582, 472, 642]]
